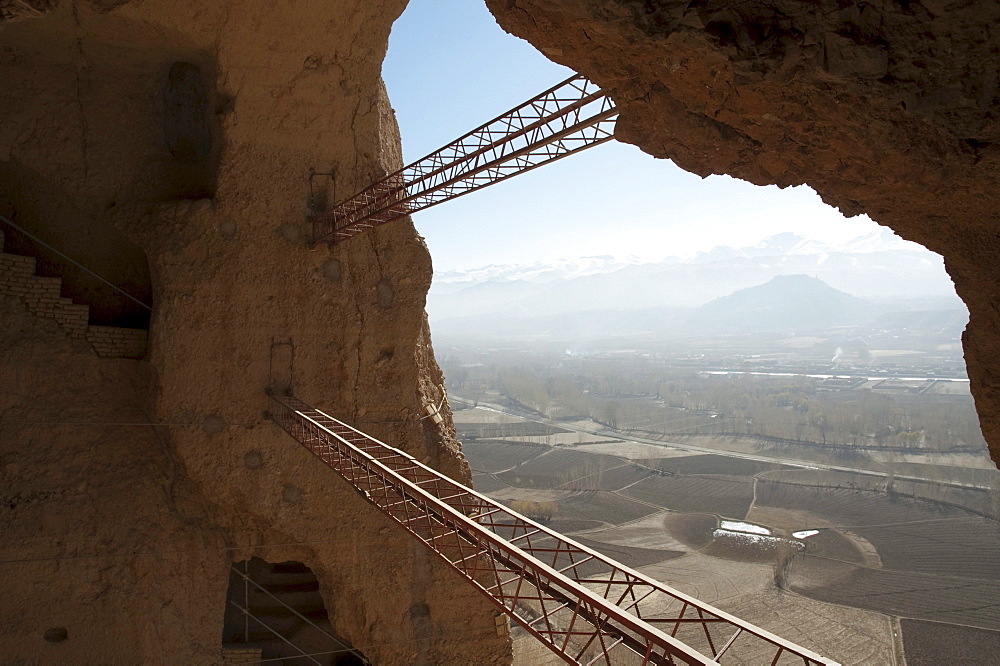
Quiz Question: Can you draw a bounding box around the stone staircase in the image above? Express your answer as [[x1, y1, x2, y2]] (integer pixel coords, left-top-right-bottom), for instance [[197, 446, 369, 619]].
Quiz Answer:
[[244, 561, 329, 644], [0, 229, 148, 359], [223, 559, 365, 665]]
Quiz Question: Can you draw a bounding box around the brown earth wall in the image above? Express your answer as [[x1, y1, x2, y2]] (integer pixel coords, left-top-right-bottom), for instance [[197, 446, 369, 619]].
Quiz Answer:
[[1, 229, 149, 357], [0, 1, 509, 663]]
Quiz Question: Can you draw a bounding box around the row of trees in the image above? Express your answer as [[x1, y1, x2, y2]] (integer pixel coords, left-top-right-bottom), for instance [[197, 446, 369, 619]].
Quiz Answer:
[[509, 500, 559, 522], [442, 356, 987, 452]]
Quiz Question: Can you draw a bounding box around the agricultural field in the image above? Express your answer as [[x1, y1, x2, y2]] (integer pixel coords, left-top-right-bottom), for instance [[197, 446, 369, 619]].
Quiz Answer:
[[636, 453, 794, 476], [553, 491, 660, 527], [469, 473, 509, 494], [753, 481, 969, 527], [622, 475, 754, 519], [788, 556, 1000, 629], [561, 462, 657, 492], [564, 534, 683, 569], [793, 528, 866, 564], [495, 449, 626, 489], [458, 404, 1000, 664], [900, 619, 1000, 665], [854, 516, 1000, 580], [462, 439, 546, 473], [571, 440, 698, 459]]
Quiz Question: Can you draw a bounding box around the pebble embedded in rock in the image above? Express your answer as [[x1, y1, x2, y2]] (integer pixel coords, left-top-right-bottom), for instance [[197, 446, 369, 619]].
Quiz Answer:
[[244, 451, 263, 469]]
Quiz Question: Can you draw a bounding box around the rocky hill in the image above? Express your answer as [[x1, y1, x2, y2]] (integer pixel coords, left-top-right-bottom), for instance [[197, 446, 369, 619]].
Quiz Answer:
[[689, 274, 874, 333]]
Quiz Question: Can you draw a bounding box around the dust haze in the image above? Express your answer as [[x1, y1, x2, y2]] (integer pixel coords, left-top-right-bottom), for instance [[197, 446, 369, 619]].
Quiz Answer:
[[431, 231, 999, 664]]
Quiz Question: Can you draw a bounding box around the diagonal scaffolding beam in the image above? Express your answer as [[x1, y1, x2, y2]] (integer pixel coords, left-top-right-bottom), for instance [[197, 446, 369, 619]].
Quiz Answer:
[[312, 74, 617, 245], [267, 394, 839, 666]]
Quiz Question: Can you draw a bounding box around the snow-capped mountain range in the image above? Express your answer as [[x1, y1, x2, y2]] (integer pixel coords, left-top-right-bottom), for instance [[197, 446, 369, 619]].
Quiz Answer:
[[433, 229, 926, 291], [428, 229, 960, 328], [432, 255, 644, 293]]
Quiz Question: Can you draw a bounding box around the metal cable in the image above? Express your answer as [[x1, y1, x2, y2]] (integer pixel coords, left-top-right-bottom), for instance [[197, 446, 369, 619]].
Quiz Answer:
[[224, 624, 505, 664], [0, 534, 377, 565], [0, 213, 152, 310], [0, 420, 271, 427]]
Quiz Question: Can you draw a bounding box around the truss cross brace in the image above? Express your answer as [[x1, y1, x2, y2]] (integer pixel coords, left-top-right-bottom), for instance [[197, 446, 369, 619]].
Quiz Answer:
[[311, 74, 618, 245], [267, 395, 838, 666]]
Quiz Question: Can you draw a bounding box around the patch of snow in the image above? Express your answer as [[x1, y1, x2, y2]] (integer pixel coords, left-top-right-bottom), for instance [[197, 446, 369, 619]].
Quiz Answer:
[[719, 520, 771, 536], [793, 530, 820, 539], [434, 255, 642, 286], [714, 529, 778, 546], [842, 228, 925, 253], [713, 529, 807, 551]]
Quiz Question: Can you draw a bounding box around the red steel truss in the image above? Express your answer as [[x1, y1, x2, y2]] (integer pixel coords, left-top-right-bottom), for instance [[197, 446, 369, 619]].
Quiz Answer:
[[312, 75, 618, 245], [268, 395, 838, 666]]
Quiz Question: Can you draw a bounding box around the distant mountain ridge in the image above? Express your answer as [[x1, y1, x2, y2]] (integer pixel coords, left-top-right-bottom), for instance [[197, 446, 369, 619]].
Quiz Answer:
[[434, 229, 925, 288], [433, 255, 642, 294], [689, 274, 874, 333], [428, 230, 959, 326]]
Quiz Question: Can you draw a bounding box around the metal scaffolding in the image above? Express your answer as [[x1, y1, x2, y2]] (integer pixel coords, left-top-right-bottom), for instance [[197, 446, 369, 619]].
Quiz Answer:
[[268, 394, 838, 665], [311, 74, 617, 245]]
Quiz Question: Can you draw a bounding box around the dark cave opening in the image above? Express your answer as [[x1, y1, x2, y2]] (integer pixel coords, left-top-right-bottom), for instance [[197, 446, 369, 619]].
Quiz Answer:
[[222, 558, 366, 666], [0, 162, 153, 329]]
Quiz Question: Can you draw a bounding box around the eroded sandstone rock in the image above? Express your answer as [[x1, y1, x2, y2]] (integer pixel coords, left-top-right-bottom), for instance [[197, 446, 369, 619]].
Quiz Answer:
[[0, 1, 508, 662], [0, 0, 56, 28]]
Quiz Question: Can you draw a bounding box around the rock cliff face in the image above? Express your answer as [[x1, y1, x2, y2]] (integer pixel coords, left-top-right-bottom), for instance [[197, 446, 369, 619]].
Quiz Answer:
[[0, 0, 57, 28], [485, 0, 1000, 464], [0, 1, 508, 663]]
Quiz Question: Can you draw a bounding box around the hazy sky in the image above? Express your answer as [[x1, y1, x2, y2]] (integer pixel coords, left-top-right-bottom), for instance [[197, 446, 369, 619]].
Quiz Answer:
[[382, 0, 883, 272]]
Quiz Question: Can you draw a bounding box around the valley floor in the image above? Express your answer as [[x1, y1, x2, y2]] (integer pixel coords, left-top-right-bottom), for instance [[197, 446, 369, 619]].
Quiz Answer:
[[453, 403, 1000, 665]]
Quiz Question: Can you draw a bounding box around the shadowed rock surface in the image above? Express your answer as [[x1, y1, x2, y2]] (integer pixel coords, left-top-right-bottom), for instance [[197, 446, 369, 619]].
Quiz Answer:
[[0, 1, 509, 663]]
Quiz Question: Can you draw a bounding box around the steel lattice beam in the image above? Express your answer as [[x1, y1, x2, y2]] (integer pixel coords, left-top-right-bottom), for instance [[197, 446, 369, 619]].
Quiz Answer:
[[268, 395, 839, 666], [311, 75, 618, 245]]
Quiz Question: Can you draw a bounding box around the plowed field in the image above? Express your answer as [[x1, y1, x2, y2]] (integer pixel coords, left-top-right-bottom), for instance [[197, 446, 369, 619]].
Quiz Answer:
[[789, 555, 1000, 630], [459, 418, 1000, 665], [854, 516, 1000, 580], [555, 491, 660, 526], [901, 619, 1000, 665], [622, 475, 753, 518], [638, 454, 792, 476], [470, 473, 509, 494], [497, 449, 626, 489], [755, 482, 968, 526], [463, 439, 546, 473]]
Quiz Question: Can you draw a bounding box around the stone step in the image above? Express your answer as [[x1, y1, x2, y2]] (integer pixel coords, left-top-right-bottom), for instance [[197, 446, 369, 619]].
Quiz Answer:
[[245, 605, 327, 621], [258, 580, 321, 595], [0, 252, 38, 277], [221, 646, 263, 665], [0, 229, 147, 358], [86, 326, 148, 359]]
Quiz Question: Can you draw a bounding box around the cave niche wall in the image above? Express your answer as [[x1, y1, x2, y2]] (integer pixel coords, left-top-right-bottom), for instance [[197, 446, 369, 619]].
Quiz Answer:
[[0, 287, 237, 662], [0, 0, 509, 663], [485, 0, 1000, 464]]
